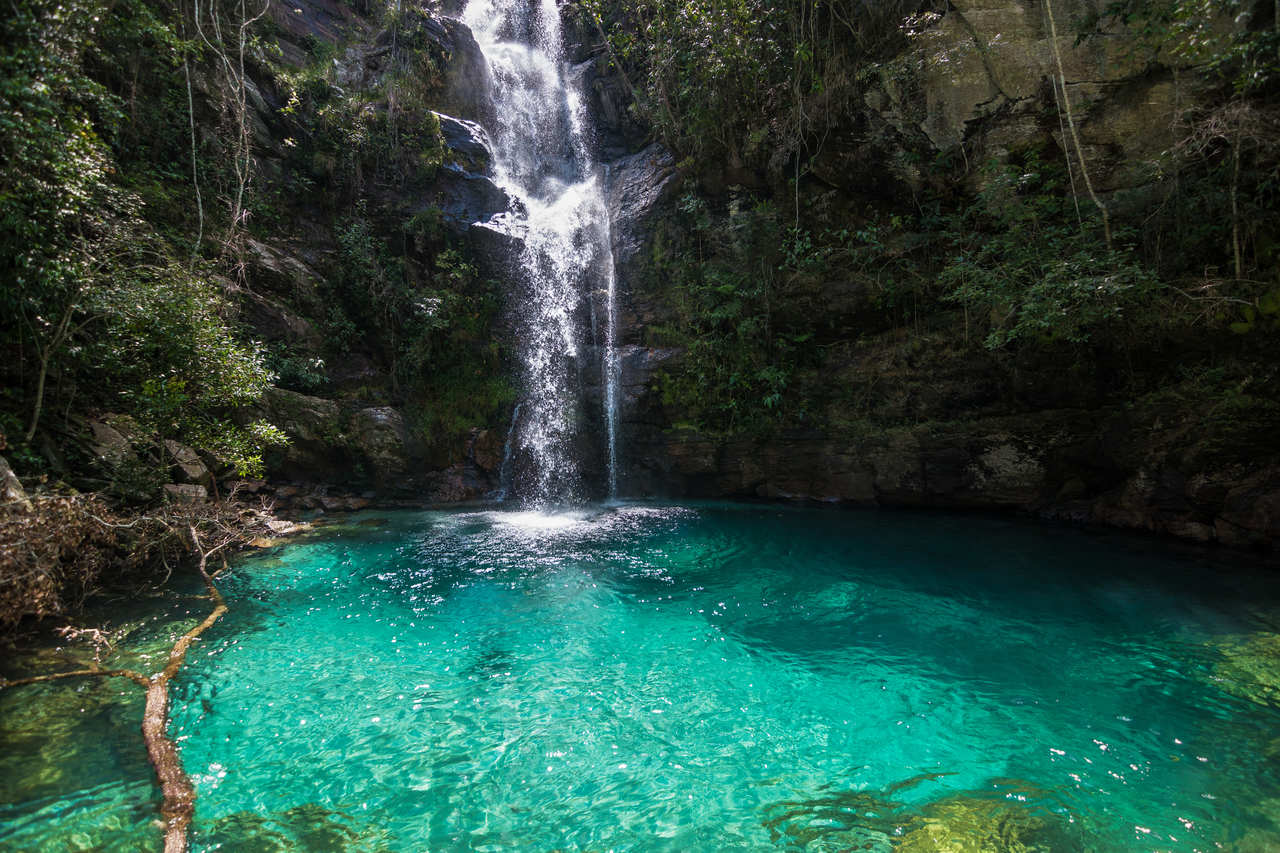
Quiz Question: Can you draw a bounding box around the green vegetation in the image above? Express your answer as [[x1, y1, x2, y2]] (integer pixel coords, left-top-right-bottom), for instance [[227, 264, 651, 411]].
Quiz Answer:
[[1, 0, 513, 490], [0, 0, 283, 480], [938, 154, 1161, 349], [595, 0, 1280, 437], [0, 0, 515, 624], [580, 0, 919, 175], [646, 194, 823, 432]]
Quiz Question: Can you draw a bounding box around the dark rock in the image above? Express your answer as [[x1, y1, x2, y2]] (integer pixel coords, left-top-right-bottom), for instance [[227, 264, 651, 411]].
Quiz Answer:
[[326, 352, 382, 394], [351, 407, 412, 485], [238, 289, 324, 352], [88, 419, 137, 471], [436, 112, 493, 173], [468, 219, 523, 277], [163, 483, 208, 504], [603, 144, 679, 275], [411, 15, 495, 127], [163, 440, 214, 488], [430, 165, 512, 231], [255, 387, 347, 482], [470, 428, 504, 473], [242, 239, 325, 313], [267, 0, 369, 67], [423, 463, 489, 502], [0, 455, 31, 511]]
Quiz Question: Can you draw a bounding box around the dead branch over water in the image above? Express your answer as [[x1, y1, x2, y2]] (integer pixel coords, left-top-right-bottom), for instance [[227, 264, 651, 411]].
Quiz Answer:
[[0, 501, 288, 852]]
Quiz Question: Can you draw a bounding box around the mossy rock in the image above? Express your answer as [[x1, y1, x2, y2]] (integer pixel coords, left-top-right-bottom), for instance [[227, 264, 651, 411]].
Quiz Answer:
[[197, 802, 390, 852], [1212, 632, 1280, 708], [894, 795, 1082, 853]]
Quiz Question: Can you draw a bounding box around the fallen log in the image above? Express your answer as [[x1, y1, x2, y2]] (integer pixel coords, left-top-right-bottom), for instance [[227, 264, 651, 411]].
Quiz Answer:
[[1, 526, 234, 853]]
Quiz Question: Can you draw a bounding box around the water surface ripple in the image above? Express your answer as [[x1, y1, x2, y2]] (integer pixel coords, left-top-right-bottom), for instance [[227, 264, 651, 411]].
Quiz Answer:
[[3, 504, 1280, 851]]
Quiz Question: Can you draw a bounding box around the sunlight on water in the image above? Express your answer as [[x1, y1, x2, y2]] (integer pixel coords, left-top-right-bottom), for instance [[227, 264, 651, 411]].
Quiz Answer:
[[490, 509, 592, 531], [3, 503, 1280, 852]]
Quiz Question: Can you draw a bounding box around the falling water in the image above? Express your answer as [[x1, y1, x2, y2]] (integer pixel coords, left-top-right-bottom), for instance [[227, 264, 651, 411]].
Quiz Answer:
[[464, 0, 620, 503], [493, 401, 522, 502]]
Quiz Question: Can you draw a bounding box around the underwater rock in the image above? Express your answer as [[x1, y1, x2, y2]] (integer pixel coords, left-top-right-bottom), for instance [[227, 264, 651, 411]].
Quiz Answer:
[[895, 794, 1084, 853], [199, 802, 390, 852], [1212, 632, 1280, 708]]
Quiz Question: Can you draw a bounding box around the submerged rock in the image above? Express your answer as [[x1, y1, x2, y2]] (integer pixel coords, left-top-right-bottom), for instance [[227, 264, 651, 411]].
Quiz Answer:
[[1212, 632, 1280, 709], [200, 801, 388, 852], [896, 794, 1084, 853]]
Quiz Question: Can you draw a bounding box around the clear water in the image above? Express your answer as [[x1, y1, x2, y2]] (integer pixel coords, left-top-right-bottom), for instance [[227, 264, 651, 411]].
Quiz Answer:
[[4, 504, 1280, 851]]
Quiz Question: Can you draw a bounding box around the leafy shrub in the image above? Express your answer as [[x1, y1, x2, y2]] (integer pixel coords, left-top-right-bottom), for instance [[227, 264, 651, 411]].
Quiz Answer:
[[939, 154, 1161, 348]]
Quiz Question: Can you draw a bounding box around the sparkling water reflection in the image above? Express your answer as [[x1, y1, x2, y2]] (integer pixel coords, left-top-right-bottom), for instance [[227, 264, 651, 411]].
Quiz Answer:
[[2, 503, 1280, 851]]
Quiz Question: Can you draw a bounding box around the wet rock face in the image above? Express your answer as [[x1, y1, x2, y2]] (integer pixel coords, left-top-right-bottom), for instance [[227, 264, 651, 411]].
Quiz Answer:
[[436, 113, 493, 172], [621, 405, 1280, 550], [409, 14, 497, 127], [431, 166, 513, 231], [428, 113, 515, 234], [858, 0, 1218, 195], [350, 407, 413, 486], [604, 145, 679, 267]]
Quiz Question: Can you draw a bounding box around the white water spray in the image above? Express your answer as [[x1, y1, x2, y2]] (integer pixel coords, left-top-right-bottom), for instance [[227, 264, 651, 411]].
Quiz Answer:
[[464, 0, 620, 503]]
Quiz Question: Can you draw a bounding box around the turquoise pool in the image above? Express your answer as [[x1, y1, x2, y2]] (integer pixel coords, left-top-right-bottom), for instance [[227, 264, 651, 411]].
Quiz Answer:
[[3, 503, 1279, 851]]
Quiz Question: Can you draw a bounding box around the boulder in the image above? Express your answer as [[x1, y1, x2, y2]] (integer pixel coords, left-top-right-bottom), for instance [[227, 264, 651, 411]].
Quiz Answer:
[[238, 289, 324, 351], [88, 418, 137, 470], [259, 387, 342, 442], [468, 218, 523, 279], [435, 112, 493, 173], [255, 387, 347, 482], [243, 239, 324, 313], [0, 455, 31, 511], [163, 483, 208, 504], [163, 440, 214, 487], [351, 407, 412, 484], [431, 165, 512, 231]]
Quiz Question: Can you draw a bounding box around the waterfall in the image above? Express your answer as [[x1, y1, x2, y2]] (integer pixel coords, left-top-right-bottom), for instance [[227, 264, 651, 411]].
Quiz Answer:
[[463, 0, 620, 504], [493, 400, 522, 502]]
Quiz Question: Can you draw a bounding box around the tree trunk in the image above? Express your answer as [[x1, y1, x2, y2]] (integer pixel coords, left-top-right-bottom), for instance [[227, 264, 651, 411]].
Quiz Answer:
[[24, 301, 76, 443], [1231, 126, 1243, 280]]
